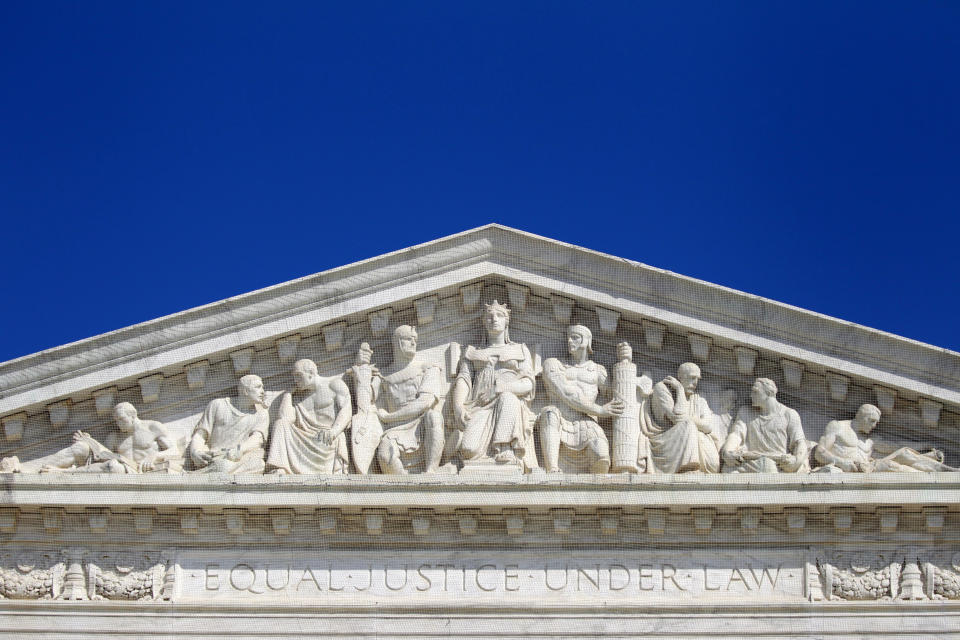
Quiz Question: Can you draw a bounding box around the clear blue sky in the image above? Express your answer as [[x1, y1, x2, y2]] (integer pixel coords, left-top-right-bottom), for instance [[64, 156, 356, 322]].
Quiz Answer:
[[1, 2, 958, 362]]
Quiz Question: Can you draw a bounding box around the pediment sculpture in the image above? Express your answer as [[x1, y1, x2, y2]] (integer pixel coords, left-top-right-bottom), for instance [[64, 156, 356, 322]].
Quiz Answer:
[[3, 303, 955, 478]]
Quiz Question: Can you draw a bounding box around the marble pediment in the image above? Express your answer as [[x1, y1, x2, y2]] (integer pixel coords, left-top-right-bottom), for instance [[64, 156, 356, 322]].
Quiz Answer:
[[4, 225, 960, 636], [1, 223, 957, 462]]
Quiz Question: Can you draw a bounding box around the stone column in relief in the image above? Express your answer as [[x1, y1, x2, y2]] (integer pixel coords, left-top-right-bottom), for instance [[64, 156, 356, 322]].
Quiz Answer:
[[1, 402, 181, 474], [371, 326, 446, 474], [188, 375, 269, 474], [538, 325, 620, 473], [610, 342, 653, 473], [814, 403, 958, 473], [453, 300, 539, 470], [266, 360, 351, 475], [722, 378, 809, 473], [346, 343, 383, 474]]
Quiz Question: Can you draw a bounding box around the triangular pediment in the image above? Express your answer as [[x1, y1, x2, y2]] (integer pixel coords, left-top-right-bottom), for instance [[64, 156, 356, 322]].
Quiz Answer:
[[1, 224, 958, 459]]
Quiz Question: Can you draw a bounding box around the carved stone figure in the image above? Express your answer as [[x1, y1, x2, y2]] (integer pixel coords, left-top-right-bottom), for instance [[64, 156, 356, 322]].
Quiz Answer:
[[345, 342, 383, 474], [188, 374, 269, 474], [815, 403, 958, 472], [609, 342, 653, 473], [722, 377, 809, 473], [641, 363, 722, 473], [266, 359, 351, 475], [539, 325, 620, 473], [453, 300, 538, 470], [371, 326, 445, 474], [0, 402, 179, 474]]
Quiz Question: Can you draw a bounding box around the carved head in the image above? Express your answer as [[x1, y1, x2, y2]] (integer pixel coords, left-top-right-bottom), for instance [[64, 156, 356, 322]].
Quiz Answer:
[[291, 360, 318, 392], [567, 325, 593, 356], [112, 402, 139, 433], [854, 403, 881, 434], [677, 363, 701, 394], [750, 378, 778, 407], [393, 325, 418, 359], [482, 300, 511, 336], [238, 374, 266, 405]]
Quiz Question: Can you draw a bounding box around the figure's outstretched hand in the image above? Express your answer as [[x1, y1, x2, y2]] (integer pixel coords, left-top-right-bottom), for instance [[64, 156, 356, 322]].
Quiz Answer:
[[601, 399, 625, 417]]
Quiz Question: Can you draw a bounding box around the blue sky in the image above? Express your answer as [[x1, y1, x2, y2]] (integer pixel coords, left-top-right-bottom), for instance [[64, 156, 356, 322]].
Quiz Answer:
[[1, 2, 958, 361]]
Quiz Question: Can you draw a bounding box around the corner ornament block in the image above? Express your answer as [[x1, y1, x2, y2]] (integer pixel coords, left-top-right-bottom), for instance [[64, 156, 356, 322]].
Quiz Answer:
[[460, 282, 482, 312], [918, 398, 942, 428], [827, 373, 849, 402], [551, 294, 574, 323], [92, 387, 117, 415], [781, 359, 804, 389], [642, 319, 666, 350]]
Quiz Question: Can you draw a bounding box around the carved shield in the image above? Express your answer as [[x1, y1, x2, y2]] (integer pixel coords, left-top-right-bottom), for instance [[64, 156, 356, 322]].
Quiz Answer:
[[351, 410, 383, 474]]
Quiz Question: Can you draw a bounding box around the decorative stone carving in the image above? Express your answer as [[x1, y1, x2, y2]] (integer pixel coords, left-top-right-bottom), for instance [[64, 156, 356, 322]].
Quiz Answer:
[[188, 375, 269, 474], [505, 283, 528, 312], [827, 373, 849, 401], [369, 326, 445, 474], [642, 363, 722, 473], [609, 342, 652, 473], [346, 343, 383, 474], [453, 301, 538, 471], [266, 360, 351, 475], [0, 551, 60, 600], [780, 359, 804, 389], [819, 552, 898, 600], [88, 552, 164, 601], [1, 402, 180, 474], [538, 325, 617, 474], [918, 397, 942, 428], [722, 378, 809, 473], [926, 553, 960, 599], [814, 404, 957, 472]]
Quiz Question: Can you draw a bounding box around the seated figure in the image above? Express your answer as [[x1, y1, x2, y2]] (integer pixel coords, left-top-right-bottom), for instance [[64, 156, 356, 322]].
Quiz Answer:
[[189, 374, 270, 474], [815, 403, 958, 472], [641, 362, 722, 473], [0, 402, 180, 473], [453, 300, 539, 470], [371, 326, 445, 474], [722, 378, 809, 473], [266, 359, 351, 474], [539, 325, 621, 473]]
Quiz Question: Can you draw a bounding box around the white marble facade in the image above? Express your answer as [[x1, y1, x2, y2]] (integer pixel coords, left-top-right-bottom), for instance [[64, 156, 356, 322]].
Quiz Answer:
[[0, 225, 958, 638]]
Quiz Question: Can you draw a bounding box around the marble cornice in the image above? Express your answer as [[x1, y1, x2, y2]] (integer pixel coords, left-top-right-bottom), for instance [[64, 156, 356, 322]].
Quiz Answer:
[[1, 225, 960, 422]]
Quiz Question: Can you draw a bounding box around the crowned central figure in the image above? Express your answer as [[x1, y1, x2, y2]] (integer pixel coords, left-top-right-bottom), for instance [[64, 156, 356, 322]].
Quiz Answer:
[[452, 300, 539, 471]]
